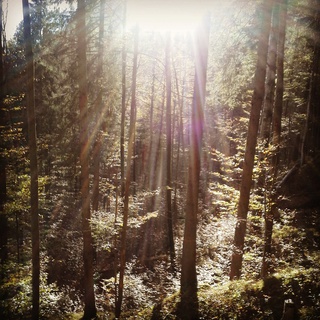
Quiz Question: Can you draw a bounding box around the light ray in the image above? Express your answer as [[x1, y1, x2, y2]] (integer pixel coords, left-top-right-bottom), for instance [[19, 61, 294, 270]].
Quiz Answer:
[[127, 0, 210, 34]]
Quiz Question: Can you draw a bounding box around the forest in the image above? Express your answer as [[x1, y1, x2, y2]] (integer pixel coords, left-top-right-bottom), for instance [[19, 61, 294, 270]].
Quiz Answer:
[[0, 0, 320, 319]]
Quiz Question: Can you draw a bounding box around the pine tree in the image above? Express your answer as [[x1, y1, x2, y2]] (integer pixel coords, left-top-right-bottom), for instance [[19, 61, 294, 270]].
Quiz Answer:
[[180, 14, 210, 320], [23, 0, 40, 318], [76, 0, 97, 317]]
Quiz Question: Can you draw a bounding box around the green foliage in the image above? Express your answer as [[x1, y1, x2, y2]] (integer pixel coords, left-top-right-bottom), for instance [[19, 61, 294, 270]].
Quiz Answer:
[[0, 260, 77, 319], [91, 210, 118, 252], [130, 263, 320, 319], [198, 280, 266, 320], [2, 0, 319, 318]]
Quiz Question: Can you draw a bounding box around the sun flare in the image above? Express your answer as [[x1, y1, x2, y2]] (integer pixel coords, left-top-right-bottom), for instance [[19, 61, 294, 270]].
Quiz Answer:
[[127, 0, 210, 34]]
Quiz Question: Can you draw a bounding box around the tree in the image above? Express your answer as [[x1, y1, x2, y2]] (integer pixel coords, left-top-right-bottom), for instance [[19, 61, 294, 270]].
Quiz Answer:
[[120, 0, 127, 198], [230, 0, 274, 280], [22, 0, 40, 318], [76, 0, 97, 318], [180, 14, 210, 320], [272, 0, 287, 157], [165, 33, 175, 269], [0, 0, 8, 266], [260, 3, 279, 143], [92, 0, 106, 212], [261, 0, 288, 279], [302, 0, 320, 162], [115, 25, 139, 319]]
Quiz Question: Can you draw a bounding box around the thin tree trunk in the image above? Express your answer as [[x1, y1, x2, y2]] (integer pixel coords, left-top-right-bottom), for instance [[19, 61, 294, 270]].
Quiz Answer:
[[165, 33, 175, 269], [260, 4, 279, 143], [151, 84, 165, 210], [0, 0, 8, 266], [272, 0, 287, 153], [147, 61, 155, 193], [132, 116, 137, 195], [180, 14, 210, 320], [120, 1, 127, 198], [261, 0, 288, 279], [115, 26, 139, 319], [230, 0, 274, 280], [92, 0, 106, 212], [301, 1, 320, 163], [76, 0, 97, 318], [172, 57, 184, 222], [22, 1, 40, 318]]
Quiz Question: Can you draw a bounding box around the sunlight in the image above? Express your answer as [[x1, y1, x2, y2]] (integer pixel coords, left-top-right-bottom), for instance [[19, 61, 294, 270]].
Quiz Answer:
[[127, 0, 210, 34]]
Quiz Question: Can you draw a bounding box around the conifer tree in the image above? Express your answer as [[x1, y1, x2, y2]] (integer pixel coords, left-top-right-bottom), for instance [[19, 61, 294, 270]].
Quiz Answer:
[[230, 0, 274, 280], [23, 0, 40, 318], [76, 0, 97, 317], [180, 14, 210, 320]]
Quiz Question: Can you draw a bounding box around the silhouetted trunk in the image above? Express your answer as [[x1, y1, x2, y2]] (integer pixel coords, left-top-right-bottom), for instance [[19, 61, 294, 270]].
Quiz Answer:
[[302, 0, 320, 163], [23, 1, 40, 318], [180, 14, 210, 320], [260, 4, 279, 143], [92, 0, 106, 212], [151, 86, 165, 210], [147, 61, 156, 192], [132, 119, 137, 195], [115, 26, 139, 319], [76, 0, 97, 318], [261, 0, 288, 279], [165, 33, 175, 269], [172, 59, 185, 223], [272, 0, 287, 154], [0, 0, 8, 266], [120, 2, 127, 197], [230, 0, 274, 280]]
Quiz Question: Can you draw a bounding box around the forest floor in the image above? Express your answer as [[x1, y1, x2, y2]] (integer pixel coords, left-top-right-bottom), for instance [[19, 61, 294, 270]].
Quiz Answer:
[[109, 203, 318, 320], [1, 164, 320, 319], [80, 177, 318, 320]]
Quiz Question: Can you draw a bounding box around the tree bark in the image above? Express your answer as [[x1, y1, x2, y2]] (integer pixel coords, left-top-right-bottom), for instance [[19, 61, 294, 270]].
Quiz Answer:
[[115, 26, 139, 319], [273, 0, 287, 151], [230, 0, 274, 280], [22, 1, 40, 318], [260, 4, 279, 143], [92, 0, 106, 212], [165, 33, 175, 269], [0, 0, 8, 266], [301, 0, 320, 162], [147, 61, 155, 192], [76, 0, 97, 318], [120, 1, 127, 198], [261, 0, 288, 279], [180, 14, 210, 320]]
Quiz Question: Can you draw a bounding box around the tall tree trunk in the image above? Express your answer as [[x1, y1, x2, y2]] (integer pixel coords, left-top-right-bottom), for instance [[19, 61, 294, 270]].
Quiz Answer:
[[22, 1, 40, 318], [260, 4, 279, 143], [0, 0, 8, 266], [92, 0, 106, 212], [261, 0, 288, 279], [76, 0, 97, 318], [165, 33, 175, 269], [272, 0, 287, 154], [180, 14, 210, 320], [120, 1, 127, 198], [172, 58, 184, 223], [115, 26, 139, 319], [301, 0, 320, 162], [230, 0, 274, 280], [147, 61, 156, 193]]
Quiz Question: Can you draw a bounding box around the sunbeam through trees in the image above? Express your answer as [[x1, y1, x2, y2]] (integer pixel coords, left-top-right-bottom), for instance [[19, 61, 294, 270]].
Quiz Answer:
[[0, 0, 320, 319]]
